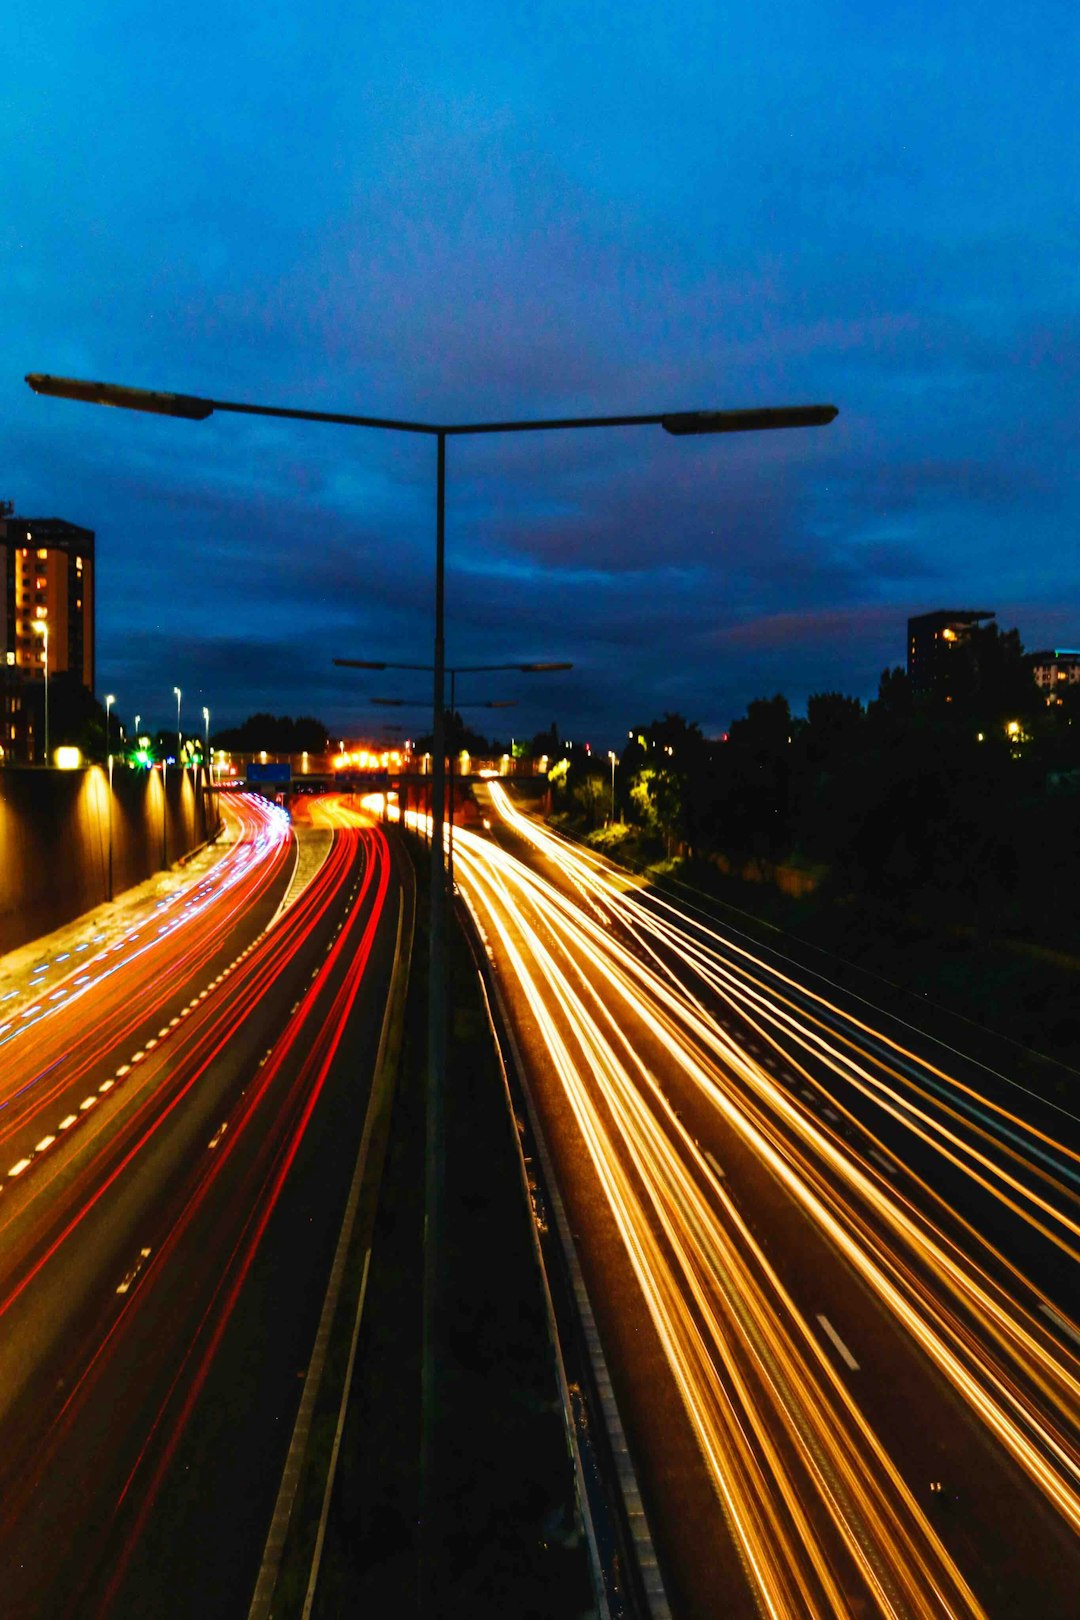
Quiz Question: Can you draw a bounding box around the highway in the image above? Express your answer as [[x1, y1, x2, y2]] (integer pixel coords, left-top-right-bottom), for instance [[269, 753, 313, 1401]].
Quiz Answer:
[[451, 782, 1080, 1619], [0, 791, 400, 1617]]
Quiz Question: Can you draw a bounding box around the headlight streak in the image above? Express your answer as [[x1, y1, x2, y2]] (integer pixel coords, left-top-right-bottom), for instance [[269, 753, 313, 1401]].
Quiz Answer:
[[448, 787, 1080, 1612], [0, 794, 292, 1144], [0, 816, 392, 1604], [486, 787, 1080, 1332], [454, 835, 982, 1617]]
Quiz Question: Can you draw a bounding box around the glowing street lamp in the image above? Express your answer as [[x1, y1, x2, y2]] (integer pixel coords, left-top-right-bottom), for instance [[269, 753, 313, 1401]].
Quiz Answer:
[[25, 367, 837, 1606], [336, 657, 571, 882], [105, 694, 115, 901], [31, 619, 49, 764]]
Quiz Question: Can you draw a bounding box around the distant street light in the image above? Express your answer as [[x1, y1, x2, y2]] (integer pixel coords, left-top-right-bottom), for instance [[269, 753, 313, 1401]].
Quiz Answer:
[[105, 695, 116, 901], [25, 367, 837, 1610], [31, 620, 49, 764], [339, 657, 571, 886]]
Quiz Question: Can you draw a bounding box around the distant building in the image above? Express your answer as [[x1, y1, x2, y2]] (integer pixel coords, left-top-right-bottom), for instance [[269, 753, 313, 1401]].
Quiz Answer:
[[1028, 648, 1080, 704], [907, 609, 995, 700], [1, 511, 96, 763]]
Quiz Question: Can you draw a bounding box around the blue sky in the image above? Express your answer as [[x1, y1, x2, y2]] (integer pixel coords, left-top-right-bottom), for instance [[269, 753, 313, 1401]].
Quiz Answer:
[[5, 0, 1077, 744]]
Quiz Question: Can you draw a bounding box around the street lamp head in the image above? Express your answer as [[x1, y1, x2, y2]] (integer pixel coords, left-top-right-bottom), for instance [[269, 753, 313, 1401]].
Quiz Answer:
[[174, 686, 181, 699], [106, 694, 115, 706], [519, 661, 573, 672], [202, 705, 210, 722], [661, 404, 838, 435], [25, 374, 214, 421]]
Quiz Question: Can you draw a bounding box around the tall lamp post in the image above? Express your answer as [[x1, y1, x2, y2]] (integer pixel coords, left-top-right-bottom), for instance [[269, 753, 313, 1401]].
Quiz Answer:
[[24, 369, 837, 1606], [105, 694, 115, 901], [369, 693, 517, 883], [336, 658, 571, 884], [202, 704, 214, 830], [608, 749, 618, 823], [31, 619, 49, 764], [174, 686, 182, 764]]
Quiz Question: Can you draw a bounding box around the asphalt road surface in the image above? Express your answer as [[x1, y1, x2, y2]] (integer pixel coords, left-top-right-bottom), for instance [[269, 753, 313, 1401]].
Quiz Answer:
[[0, 792, 401, 1618], [450, 781, 1080, 1620]]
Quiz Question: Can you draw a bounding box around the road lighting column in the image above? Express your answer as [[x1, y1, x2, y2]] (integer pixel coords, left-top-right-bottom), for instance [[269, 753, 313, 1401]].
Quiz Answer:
[[608, 749, 617, 822], [203, 705, 214, 832], [32, 620, 49, 763], [105, 694, 115, 901], [25, 370, 837, 1612]]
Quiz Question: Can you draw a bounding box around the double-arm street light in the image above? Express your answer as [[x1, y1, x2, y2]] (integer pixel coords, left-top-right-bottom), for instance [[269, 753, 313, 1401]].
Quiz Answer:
[[336, 657, 571, 881], [25, 368, 837, 1605], [369, 688, 519, 877], [31, 619, 49, 763], [105, 693, 116, 901]]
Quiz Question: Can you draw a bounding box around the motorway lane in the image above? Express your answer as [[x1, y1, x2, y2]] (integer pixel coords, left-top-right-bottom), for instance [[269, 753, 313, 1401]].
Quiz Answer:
[[0, 791, 295, 1192], [450, 783, 1080, 1618], [0, 803, 401, 1617]]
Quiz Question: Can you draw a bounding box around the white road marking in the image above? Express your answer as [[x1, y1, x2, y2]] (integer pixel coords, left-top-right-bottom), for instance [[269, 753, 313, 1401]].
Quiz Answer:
[[1040, 1303, 1080, 1348], [116, 1247, 153, 1295], [868, 1148, 896, 1176], [59, 1114, 77, 1130], [704, 1150, 726, 1180], [817, 1314, 860, 1370], [99, 1078, 114, 1093], [35, 1135, 56, 1153], [8, 1159, 32, 1178]]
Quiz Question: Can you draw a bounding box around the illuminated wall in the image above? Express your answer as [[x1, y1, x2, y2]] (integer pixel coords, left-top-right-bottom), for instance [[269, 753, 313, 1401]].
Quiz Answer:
[[0, 765, 209, 956]]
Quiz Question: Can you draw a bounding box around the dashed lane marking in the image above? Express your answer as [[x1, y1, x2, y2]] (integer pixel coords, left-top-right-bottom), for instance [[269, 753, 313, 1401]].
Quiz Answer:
[[817, 1314, 860, 1370]]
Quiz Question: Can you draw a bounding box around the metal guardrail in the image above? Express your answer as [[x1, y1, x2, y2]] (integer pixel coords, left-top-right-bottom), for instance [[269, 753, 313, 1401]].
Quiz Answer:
[[456, 894, 672, 1620]]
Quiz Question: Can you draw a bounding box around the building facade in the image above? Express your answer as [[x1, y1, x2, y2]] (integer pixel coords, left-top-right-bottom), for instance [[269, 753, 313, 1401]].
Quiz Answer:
[[0, 511, 96, 761], [1028, 648, 1080, 704], [907, 608, 995, 701]]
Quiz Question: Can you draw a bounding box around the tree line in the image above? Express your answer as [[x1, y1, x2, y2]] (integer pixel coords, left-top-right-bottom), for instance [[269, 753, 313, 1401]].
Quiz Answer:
[[549, 624, 1080, 941]]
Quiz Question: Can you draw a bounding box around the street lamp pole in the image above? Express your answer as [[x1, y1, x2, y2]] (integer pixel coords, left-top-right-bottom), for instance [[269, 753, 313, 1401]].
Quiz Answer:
[[32, 620, 49, 763], [105, 694, 115, 901], [609, 749, 617, 822], [25, 370, 837, 1609], [338, 658, 571, 888], [203, 704, 214, 831], [174, 686, 182, 765]]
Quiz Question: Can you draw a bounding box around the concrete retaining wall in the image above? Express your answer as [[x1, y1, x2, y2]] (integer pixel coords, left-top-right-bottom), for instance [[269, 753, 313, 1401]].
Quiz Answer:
[[0, 765, 210, 956]]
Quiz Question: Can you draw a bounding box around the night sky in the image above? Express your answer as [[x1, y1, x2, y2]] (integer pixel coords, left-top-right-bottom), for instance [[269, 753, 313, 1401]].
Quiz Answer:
[[6, 2, 1077, 746]]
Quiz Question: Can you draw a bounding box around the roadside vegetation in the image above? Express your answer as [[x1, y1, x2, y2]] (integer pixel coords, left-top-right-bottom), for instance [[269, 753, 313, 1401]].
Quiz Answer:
[[535, 625, 1080, 1074]]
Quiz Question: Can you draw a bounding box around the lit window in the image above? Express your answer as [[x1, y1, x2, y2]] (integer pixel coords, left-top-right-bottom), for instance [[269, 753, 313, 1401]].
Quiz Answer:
[[36, 548, 47, 559]]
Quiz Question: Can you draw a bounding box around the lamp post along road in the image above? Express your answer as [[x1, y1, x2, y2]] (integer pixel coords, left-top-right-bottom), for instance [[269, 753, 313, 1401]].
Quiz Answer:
[[337, 656, 571, 887], [105, 694, 115, 901], [25, 369, 837, 1610], [32, 620, 49, 764]]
